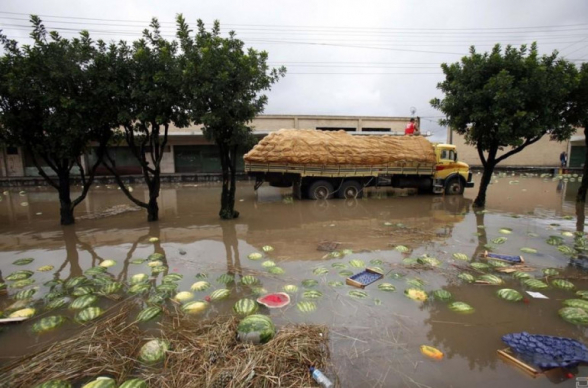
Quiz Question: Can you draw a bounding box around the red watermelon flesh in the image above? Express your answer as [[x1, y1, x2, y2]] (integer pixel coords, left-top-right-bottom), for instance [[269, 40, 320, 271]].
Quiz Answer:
[[257, 292, 291, 308]]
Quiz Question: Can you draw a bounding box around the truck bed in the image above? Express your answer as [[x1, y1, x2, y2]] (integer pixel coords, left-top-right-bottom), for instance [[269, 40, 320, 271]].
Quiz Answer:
[[245, 162, 436, 178]]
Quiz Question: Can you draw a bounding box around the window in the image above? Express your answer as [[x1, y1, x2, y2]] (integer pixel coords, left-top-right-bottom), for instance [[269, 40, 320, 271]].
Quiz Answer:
[[362, 128, 391, 132], [440, 149, 456, 161], [316, 127, 356, 132]]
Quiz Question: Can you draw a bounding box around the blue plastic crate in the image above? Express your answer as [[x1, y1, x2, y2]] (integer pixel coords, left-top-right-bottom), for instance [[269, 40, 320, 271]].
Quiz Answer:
[[346, 268, 383, 289], [502, 332, 588, 369]]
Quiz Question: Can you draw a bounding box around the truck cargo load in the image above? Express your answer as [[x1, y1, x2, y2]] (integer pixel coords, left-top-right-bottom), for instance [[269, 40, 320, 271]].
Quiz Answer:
[[244, 129, 437, 166]]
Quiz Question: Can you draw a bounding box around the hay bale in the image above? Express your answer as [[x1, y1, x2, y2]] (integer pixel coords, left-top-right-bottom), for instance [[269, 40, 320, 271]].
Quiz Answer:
[[244, 129, 437, 166]]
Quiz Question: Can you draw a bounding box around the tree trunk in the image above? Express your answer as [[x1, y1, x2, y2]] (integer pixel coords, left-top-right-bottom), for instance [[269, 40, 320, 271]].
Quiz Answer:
[[58, 169, 75, 225], [577, 127, 588, 203], [147, 173, 160, 222], [474, 161, 496, 208], [218, 143, 239, 219]]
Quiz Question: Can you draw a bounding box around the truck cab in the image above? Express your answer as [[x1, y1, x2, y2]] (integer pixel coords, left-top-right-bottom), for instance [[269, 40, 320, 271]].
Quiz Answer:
[[433, 144, 474, 194]]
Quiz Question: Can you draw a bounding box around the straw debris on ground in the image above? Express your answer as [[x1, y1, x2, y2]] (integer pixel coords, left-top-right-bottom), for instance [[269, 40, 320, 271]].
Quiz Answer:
[[0, 302, 331, 388], [244, 129, 436, 166]]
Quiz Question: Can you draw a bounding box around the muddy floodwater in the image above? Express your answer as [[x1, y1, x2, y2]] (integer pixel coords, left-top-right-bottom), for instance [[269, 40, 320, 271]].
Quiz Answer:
[[1, 174, 588, 387]]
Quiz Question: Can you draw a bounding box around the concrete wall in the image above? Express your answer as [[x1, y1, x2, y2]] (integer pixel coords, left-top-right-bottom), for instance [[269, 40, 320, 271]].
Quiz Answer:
[[449, 129, 580, 167]]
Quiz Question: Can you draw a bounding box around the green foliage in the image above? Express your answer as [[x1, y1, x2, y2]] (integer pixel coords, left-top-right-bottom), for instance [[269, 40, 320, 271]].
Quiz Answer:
[[177, 15, 285, 219], [431, 43, 577, 206]]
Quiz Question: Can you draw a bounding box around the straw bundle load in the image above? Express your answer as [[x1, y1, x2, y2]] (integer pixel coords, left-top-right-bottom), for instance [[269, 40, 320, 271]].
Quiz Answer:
[[244, 129, 437, 166]]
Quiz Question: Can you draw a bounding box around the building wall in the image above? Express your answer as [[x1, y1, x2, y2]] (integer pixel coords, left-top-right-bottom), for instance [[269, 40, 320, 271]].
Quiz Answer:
[[449, 129, 578, 167]]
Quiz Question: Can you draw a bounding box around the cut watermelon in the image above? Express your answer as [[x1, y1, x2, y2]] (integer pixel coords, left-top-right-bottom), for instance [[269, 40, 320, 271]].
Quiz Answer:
[[256, 292, 291, 308]]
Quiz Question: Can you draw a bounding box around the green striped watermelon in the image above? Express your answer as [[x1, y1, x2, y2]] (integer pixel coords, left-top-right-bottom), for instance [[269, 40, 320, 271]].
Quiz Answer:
[[216, 274, 235, 284], [378, 283, 396, 292], [395, 245, 410, 253], [75, 307, 103, 323], [32, 316, 66, 333], [13, 258, 34, 266], [136, 306, 162, 322], [432, 290, 452, 301], [458, 273, 475, 283], [349, 260, 365, 268], [10, 279, 35, 288], [559, 307, 588, 325], [372, 267, 385, 274], [552, 279, 575, 290], [328, 281, 344, 287], [233, 298, 259, 316], [348, 290, 368, 299], [241, 275, 259, 285], [496, 289, 523, 302], [6, 270, 34, 281], [84, 267, 107, 276], [46, 297, 69, 310], [156, 283, 177, 294], [576, 290, 588, 299], [130, 273, 148, 284], [70, 295, 98, 310], [15, 288, 36, 300], [562, 299, 588, 311], [128, 283, 151, 295], [261, 260, 276, 268], [543, 268, 559, 276], [448, 301, 475, 314], [150, 265, 167, 274], [237, 314, 275, 344], [331, 263, 347, 269], [139, 338, 170, 364], [262, 245, 274, 252], [303, 290, 323, 299], [452, 253, 470, 261], [82, 377, 115, 388], [33, 381, 72, 388], [283, 285, 299, 293], [477, 274, 503, 285], [162, 273, 183, 283], [296, 301, 317, 313], [182, 301, 208, 314], [148, 253, 164, 261], [119, 379, 148, 388], [301, 279, 318, 288], [268, 267, 285, 275], [64, 276, 87, 289], [210, 288, 230, 301], [513, 271, 531, 280], [313, 267, 329, 275], [100, 282, 122, 295], [470, 262, 490, 271], [523, 279, 549, 289], [72, 287, 94, 296], [190, 281, 211, 291]]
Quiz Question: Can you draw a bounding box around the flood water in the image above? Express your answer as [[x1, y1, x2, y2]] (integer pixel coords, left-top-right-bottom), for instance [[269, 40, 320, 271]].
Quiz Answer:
[[1, 174, 588, 387]]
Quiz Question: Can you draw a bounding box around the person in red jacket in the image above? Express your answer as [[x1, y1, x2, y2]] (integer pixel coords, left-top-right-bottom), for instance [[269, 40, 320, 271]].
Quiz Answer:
[[405, 118, 417, 136]]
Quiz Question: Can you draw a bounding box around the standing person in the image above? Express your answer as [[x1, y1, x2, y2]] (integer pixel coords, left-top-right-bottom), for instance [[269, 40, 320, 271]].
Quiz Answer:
[[405, 118, 416, 136], [560, 151, 568, 167]]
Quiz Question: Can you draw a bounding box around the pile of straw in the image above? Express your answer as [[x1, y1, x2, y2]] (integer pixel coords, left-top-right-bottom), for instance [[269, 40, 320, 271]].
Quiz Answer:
[[244, 129, 436, 166], [0, 303, 331, 388]]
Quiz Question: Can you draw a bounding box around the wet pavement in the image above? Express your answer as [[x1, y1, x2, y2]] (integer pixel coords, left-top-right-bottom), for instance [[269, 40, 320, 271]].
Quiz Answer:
[[1, 174, 588, 387]]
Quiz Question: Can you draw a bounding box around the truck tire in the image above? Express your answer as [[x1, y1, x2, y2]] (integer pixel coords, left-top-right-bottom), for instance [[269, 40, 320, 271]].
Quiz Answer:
[[308, 180, 335, 200], [338, 180, 364, 199], [445, 177, 464, 195]]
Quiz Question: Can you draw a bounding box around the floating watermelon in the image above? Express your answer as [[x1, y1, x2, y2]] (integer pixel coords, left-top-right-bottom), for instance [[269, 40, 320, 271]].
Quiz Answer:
[[543, 268, 559, 276], [32, 316, 66, 333], [296, 301, 317, 313], [559, 307, 588, 326], [420, 345, 444, 360], [303, 290, 323, 299], [257, 292, 290, 308], [405, 288, 427, 301], [448, 301, 475, 314], [378, 283, 396, 292], [496, 289, 523, 302], [6, 270, 34, 281], [119, 379, 148, 388], [99, 260, 117, 268], [182, 301, 208, 315], [9, 308, 35, 318], [174, 291, 194, 302], [563, 299, 588, 311], [395, 245, 410, 253], [432, 289, 452, 301], [282, 285, 299, 293], [458, 273, 475, 283], [261, 260, 276, 268], [136, 306, 162, 322], [477, 274, 503, 285], [34, 381, 72, 388], [75, 307, 103, 323], [191, 281, 211, 291], [237, 314, 276, 344], [523, 278, 549, 289], [552, 279, 575, 290], [210, 289, 230, 301], [139, 339, 170, 364], [452, 253, 470, 261], [233, 298, 259, 316], [241, 275, 259, 285]]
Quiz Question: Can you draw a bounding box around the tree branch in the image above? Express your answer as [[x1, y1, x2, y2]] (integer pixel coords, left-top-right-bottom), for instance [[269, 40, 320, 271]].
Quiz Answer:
[[495, 136, 542, 164], [71, 140, 108, 209], [29, 148, 60, 190], [477, 146, 488, 168], [101, 149, 148, 209]]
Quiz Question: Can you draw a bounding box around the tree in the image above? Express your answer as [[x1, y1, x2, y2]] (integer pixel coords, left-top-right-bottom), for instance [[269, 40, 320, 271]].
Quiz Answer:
[[101, 19, 189, 222], [431, 43, 577, 207], [0, 17, 117, 225], [177, 16, 285, 219], [572, 64, 588, 203]]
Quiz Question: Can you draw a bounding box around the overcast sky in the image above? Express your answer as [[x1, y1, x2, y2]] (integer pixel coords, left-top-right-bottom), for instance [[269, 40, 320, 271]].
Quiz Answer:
[[2, 0, 588, 140]]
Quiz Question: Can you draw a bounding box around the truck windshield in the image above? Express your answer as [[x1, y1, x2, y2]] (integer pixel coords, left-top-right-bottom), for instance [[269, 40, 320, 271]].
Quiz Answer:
[[440, 149, 456, 161]]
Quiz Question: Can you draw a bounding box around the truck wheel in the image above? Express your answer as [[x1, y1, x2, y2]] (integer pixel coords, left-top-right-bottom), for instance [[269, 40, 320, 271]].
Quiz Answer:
[[445, 177, 464, 195], [308, 180, 334, 200], [338, 180, 364, 199]]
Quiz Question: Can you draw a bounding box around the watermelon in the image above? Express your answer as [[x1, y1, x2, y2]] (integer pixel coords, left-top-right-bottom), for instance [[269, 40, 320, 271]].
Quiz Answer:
[[162, 273, 183, 283], [216, 274, 235, 284], [100, 282, 122, 295], [44, 279, 64, 288], [72, 287, 95, 296], [348, 290, 368, 299], [576, 290, 588, 300], [148, 237, 159, 243], [70, 295, 98, 310], [9, 279, 35, 288], [370, 259, 383, 265], [488, 260, 509, 268], [136, 306, 162, 322], [452, 253, 470, 261], [9, 308, 35, 318], [64, 276, 88, 289], [241, 275, 259, 285], [458, 273, 475, 283], [151, 266, 167, 274], [191, 281, 211, 292], [248, 253, 263, 260], [128, 283, 151, 295], [559, 307, 588, 326], [339, 270, 353, 277], [257, 292, 290, 308], [233, 298, 259, 316], [32, 316, 66, 333], [7, 270, 34, 281], [182, 301, 208, 314], [470, 262, 490, 271], [148, 253, 164, 261], [147, 294, 166, 306], [404, 288, 427, 301], [262, 245, 274, 252], [378, 283, 396, 292], [301, 279, 318, 288], [328, 281, 344, 287], [417, 257, 440, 267], [210, 289, 230, 301], [34, 381, 72, 388], [130, 274, 148, 285], [547, 236, 564, 246], [303, 290, 323, 299], [349, 260, 365, 268], [558, 245, 576, 255], [552, 279, 575, 290], [15, 288, 36, 300], [82, 377, 116, 388], [313, 267, 329, 275], [76, 307, 103, 323], [119, 379, 148, 388], [563, 299, 588, 311], [237, 314, 276, 344], [156, 283, 178, 293], [523, 278, 549, 289], [520, 247, 538, 254], [395, 245, 410, 253], [406, 278, 425, 288], [84, 267, 107, 277], [46, 297, 69, 310], [499, 228, 512, 234], [331, 263, 347, 269], [261, 260, 276, 268], [543, 268, 559, 276], [492, 237, 507, 244], [139, 338, 170, 363], [432, 289, 452, 301], [282, 285, 299, 293], [341, 249, 353, 255], [13, 258, 34, 266], [496, 289, 523, 302], [250, 287, 268, 296], [174, 291, 194, 302], [99, 260, 117, 268], [477, 274, 503, 285], [448, 301, 475, 314], [296, 301, 317, 313], [268, 267, 285, 275], [130, 258, 146, 265], [512, 271, 531, 279], [147, 260, 163, 268]]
